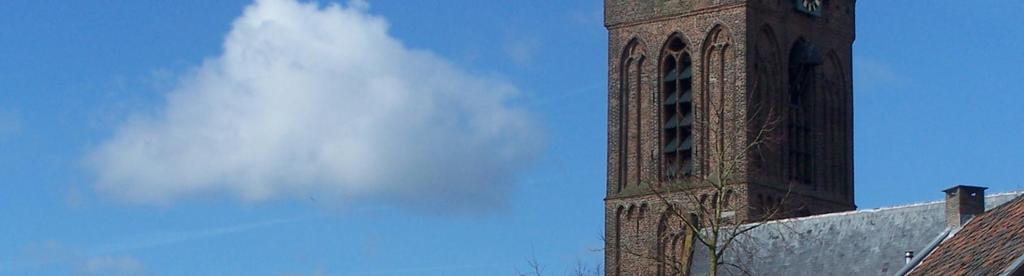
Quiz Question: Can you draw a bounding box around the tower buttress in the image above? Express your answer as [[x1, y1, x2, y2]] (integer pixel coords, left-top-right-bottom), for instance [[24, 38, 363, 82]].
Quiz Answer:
[[604, 1, 856, 274]]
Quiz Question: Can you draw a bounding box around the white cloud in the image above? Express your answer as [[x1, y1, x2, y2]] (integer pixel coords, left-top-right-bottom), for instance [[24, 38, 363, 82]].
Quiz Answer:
[[79, 256, 145, 276], [87, 0, 542, 212]]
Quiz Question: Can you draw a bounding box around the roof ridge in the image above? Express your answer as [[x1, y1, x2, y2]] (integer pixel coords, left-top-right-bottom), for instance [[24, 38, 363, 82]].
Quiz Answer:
[[905, 191, 1024, 275], [756, 190, 1024, 226]]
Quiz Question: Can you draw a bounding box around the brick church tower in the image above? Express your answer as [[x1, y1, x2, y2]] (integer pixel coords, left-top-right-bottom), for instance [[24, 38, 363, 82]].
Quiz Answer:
[[604, 0, 856, 274]]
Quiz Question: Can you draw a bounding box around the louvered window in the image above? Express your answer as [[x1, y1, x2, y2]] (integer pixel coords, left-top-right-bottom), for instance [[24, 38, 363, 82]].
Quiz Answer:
[[662, 37, 694, 179]]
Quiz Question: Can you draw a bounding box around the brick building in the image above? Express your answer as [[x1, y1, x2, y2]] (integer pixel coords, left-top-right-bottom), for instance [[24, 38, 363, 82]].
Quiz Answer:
[[685, 185, 1024, 275], [604, 0, 857, 274]]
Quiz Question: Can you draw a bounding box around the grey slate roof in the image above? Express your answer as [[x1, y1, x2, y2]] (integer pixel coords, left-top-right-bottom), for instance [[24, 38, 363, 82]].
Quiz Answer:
[[689, 191, 1024, 276]]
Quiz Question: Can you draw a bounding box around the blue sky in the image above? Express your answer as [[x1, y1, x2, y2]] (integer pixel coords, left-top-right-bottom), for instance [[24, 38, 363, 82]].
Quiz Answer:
[[0, 0, 1022, 275]]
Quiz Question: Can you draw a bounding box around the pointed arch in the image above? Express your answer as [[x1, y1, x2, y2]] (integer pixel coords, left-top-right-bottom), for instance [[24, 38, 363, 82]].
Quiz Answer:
[[636, 203, 649, 233], [829, 51, 853, 198], [614, 205, 626, 276], [659, 32, 696, 180], [724, 189, 735, 209], [819, 50, 848, 196], [824, 51, 846, 90], [786, 37, 821, 187], [750, 24, 785, 180], [656, 205, 675, 276], [699, 24, 736, 177], [626, 204, 638, 222], [617, 38, 649, 193], [655, 204, 696, 276]]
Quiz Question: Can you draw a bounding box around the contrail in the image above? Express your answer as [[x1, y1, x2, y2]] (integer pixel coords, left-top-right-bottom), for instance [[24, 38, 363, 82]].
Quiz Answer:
[[89, 215, 314, 255], [0, 216, 313, 273], [89, 204, 387, 255]]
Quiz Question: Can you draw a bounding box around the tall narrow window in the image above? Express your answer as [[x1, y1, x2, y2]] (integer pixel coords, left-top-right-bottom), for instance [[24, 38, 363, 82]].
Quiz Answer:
[[787, 39, 821, 186], [700, 26, 734, 179], [821, 53, 849, 197], [614, 206, 624, 276], [656, 205, 694, 276], [750, 26, 782, 180], [661, 36, 694, 179], [821, 54, 840, 193], [619, 40, 646, 192]]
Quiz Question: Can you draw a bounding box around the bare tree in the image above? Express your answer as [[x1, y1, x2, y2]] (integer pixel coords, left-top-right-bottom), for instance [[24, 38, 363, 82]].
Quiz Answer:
[[515, 255, 603, 276], [516, 249, 545, 276], [572, 259, 603, 276], [616, 78, 799, 276]]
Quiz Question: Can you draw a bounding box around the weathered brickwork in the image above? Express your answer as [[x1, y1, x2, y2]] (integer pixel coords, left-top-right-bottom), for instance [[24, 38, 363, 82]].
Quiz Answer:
[[604, 1, 857, 275]]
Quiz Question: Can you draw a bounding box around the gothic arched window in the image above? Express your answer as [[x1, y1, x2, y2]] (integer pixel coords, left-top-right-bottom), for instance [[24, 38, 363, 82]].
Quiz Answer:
[[787, 39, 821, 186], [656, 205, 695, 276], [614, 205, 624, 276], [660, 35, 694, 179], [619, 39, 647, 192], [750, 25, 783, 179], [700, 25, 735, 178], [820, 52, 849, 197]]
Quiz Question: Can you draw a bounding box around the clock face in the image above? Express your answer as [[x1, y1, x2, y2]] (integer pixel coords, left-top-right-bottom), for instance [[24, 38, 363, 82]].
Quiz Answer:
[[802, 0, 822, 13], [795, 0, 823, 16]]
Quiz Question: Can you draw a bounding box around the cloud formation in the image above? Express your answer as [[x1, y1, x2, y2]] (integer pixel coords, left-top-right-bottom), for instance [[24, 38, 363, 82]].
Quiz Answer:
[[87, 0, 541, 211], [7, 240, 144, 275], [79, 256, 145, 276]]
